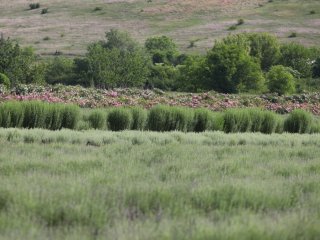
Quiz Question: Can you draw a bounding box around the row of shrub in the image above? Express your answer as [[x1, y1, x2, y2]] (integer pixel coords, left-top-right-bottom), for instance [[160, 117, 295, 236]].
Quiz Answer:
[[0, 101, 79, 130], [85, 105, 318, 134], [0, 101, 319, 134]]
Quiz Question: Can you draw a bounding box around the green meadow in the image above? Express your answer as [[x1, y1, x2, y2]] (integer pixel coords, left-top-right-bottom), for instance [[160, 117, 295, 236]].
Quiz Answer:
[[0, 129, 319, 239]]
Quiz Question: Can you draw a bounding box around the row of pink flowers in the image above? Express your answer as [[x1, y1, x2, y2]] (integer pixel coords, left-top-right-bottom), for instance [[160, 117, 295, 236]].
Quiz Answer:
[[1, 84, 320, 115]]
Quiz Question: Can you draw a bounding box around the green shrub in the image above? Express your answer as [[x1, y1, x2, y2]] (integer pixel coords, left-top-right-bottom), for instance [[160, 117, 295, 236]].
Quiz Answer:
[[107, 108, 132, 131], [0, 73, 10, 89], [248, 109, 265, 132], [29, 3, 40, 10], [2, 101, 24, 128], [88, 110, 106, 129], [193, 108, 215, 132], [130, 107, 147, 130], [211, 112, 225, 131], [45, 104, 64, 130], [260, 111, 278, 134], [275, 116, 285, 134], [267, 65, 295, 95], [223, 109, 252, 133], [61, 105, 80, 130], [310, 118, 320, 133], [22, 101, 47, 128], [147, 105, 170, 131], [284, 109, 313, 133], [41, 8, 48, 14]]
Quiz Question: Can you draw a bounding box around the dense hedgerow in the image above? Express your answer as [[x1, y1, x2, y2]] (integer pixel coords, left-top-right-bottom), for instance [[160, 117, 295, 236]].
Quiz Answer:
[[130, 107, 148, 130], [61, 104, 80, 129], [260, 111, 279, 134], [88, 110, 106, 129], [284, 109, 313, 133], [107, 108, 132, 131], [147, 105, 171, 131], [0, 101, 24, 128]]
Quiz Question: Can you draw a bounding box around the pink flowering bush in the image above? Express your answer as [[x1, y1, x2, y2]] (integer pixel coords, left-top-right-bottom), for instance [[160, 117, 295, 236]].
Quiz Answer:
[[1, 84, 320, 115]]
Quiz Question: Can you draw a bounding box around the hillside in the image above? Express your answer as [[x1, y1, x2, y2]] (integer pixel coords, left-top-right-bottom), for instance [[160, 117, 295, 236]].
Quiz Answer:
[[0, 0, 320, 56]]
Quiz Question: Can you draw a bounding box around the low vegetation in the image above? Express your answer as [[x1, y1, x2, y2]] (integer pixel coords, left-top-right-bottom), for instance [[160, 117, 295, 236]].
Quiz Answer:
[[0, 129, 319, 239]]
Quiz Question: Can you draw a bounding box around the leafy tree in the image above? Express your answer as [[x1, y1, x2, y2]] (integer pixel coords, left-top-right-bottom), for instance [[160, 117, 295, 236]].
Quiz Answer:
[[205, 43, 265, 93], [0, 38, 37, 86], [149, 64, 180, 90], [267, 65, 295, 95], [45, 57, 77, 85], [81, 30, 150, 88], [145, 36, 179, 65], [279, 43, 313, 78], [0, 73, 10, 89], [222, 33, 281, 71]]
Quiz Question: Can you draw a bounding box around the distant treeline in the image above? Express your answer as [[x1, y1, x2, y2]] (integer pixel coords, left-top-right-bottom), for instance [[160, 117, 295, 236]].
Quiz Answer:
[[1, 30, 320, 94]]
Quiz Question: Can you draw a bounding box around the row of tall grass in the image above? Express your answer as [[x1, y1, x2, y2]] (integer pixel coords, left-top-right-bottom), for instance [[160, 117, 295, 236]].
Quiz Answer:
[[1, 101, 319, 133], [0, 101, 79, 130]]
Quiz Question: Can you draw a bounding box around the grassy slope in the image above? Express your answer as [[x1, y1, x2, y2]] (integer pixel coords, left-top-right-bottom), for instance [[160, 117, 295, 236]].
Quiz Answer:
[[0, 0, 319, 56], [0, 129, 319, 239]]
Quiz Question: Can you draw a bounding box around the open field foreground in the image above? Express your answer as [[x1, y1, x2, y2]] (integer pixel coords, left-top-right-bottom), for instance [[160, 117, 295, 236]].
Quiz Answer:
[[0, 129, 319, 239]]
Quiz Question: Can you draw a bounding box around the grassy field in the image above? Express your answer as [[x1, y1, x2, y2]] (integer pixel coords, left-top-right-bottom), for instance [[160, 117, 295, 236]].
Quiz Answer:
[[0, 0, 319, 55], [0, 128, 319, 239]]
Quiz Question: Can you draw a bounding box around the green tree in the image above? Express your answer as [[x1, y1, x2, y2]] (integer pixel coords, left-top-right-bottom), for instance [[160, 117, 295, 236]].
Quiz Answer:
[[45, 57, 77, 85], [279, 43, 313, 78], [0, 38, 36, 86], [82, 30, 150, 88], [267, 65, 295, 95], [145, 36, 179, 65], [222, 33, 281, 71], [205, 43, 265, 93]]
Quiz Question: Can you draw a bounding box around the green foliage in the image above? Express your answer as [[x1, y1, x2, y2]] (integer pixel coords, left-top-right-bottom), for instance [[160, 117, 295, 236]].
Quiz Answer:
[[284, 109, 313, 133], [260, 111, 279, 134], [145, 36, 179, 65], [22, 101, 47, 128], [88, 110, 106, 129], [205, 42, 265, 93], [313, 57, 320, 78], [45, 57, 77, 85], [0, 73, 10, 89], [41, 8, 48, 14], [45, 104, 65, 130], [147, 105, 193, 132], [29, 3, 40, 10], [107, 108, 132, 131], [0, 101, 24, 128], [223, 109, 252, 133], [267, 65, 296, 95], [279, 43, 313, 78], [149, 64, 180, 90], [130, 107, 147, 130], [0, 38, 36, 86], [83, 40, 149, 88], [193, 108, 215, 132], [61, 104, 80, 130]]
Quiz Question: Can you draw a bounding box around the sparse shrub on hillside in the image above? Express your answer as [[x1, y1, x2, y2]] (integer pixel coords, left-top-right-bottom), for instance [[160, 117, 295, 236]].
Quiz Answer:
[[237, 19, 244, 25], [41, 8, 48, 14], [288, 32, 297, 38], [228, 25, 237, 31], [284, 109, 313, 133], [130, 107, 147, 130], [29, 3, 40, 10], [107, 108, 132, 131], [88, 110, 106, 129]]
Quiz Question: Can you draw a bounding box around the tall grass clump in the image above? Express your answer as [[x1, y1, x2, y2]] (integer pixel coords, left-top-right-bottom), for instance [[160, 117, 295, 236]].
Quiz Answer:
[[22, 101, 47, 128], [284, 109, 313, 133], [0, 101, 24, 128], [130, 107, 147, 130], [223, 109, 251, 133], [147, 105, 193, 132], [260, 111, 279, 134], [61, 104, 80, 130], [88, 110, 106, 129], [192, 108, 214, 132], [45, 104, 65, 130], [107, 108, 132, 131]]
